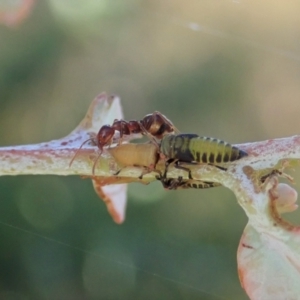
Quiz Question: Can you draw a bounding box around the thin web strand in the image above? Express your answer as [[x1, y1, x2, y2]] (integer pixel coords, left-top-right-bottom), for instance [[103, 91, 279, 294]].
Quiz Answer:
[[0, 220, 229, 300]]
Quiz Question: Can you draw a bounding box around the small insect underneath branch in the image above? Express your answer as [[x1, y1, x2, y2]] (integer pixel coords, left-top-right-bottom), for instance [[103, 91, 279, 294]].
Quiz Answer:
[[157, 175, 221, 190]]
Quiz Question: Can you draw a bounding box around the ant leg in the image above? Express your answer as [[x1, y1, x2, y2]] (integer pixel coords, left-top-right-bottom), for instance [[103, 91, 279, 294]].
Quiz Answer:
[[174, 161, 193, 179], [162, 159, 176, 179], [156, 159, 182, 189], [172, 162, 227, 180], [209, 164, 227, 171], [114, 168, 122, 176]]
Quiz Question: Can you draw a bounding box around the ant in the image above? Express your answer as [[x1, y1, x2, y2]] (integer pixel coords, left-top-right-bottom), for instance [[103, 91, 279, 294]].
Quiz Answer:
[[108, 111, 179, 142], [69, 111, 179, 174]]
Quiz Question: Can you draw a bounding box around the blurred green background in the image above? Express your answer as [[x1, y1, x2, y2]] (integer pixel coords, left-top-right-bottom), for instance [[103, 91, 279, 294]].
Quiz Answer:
[[1, 1, 300, 299]]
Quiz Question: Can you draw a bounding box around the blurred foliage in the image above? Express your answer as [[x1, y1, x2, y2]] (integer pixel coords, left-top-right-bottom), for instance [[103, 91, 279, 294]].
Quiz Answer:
[[0, 1, 300, 299]]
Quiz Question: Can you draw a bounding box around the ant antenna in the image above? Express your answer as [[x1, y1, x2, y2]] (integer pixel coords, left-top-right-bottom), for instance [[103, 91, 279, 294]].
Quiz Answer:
[[69, 138, 94, 168]]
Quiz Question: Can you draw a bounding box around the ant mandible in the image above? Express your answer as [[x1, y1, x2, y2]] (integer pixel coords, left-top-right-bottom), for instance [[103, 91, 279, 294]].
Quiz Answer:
[[69, 111, 179, 174]]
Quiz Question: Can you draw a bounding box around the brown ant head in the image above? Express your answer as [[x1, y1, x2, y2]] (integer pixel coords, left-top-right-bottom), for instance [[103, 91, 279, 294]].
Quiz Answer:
[[128, 121, 141, 134], [96, 125, 115, 149], [141, 112, 174, 139]]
